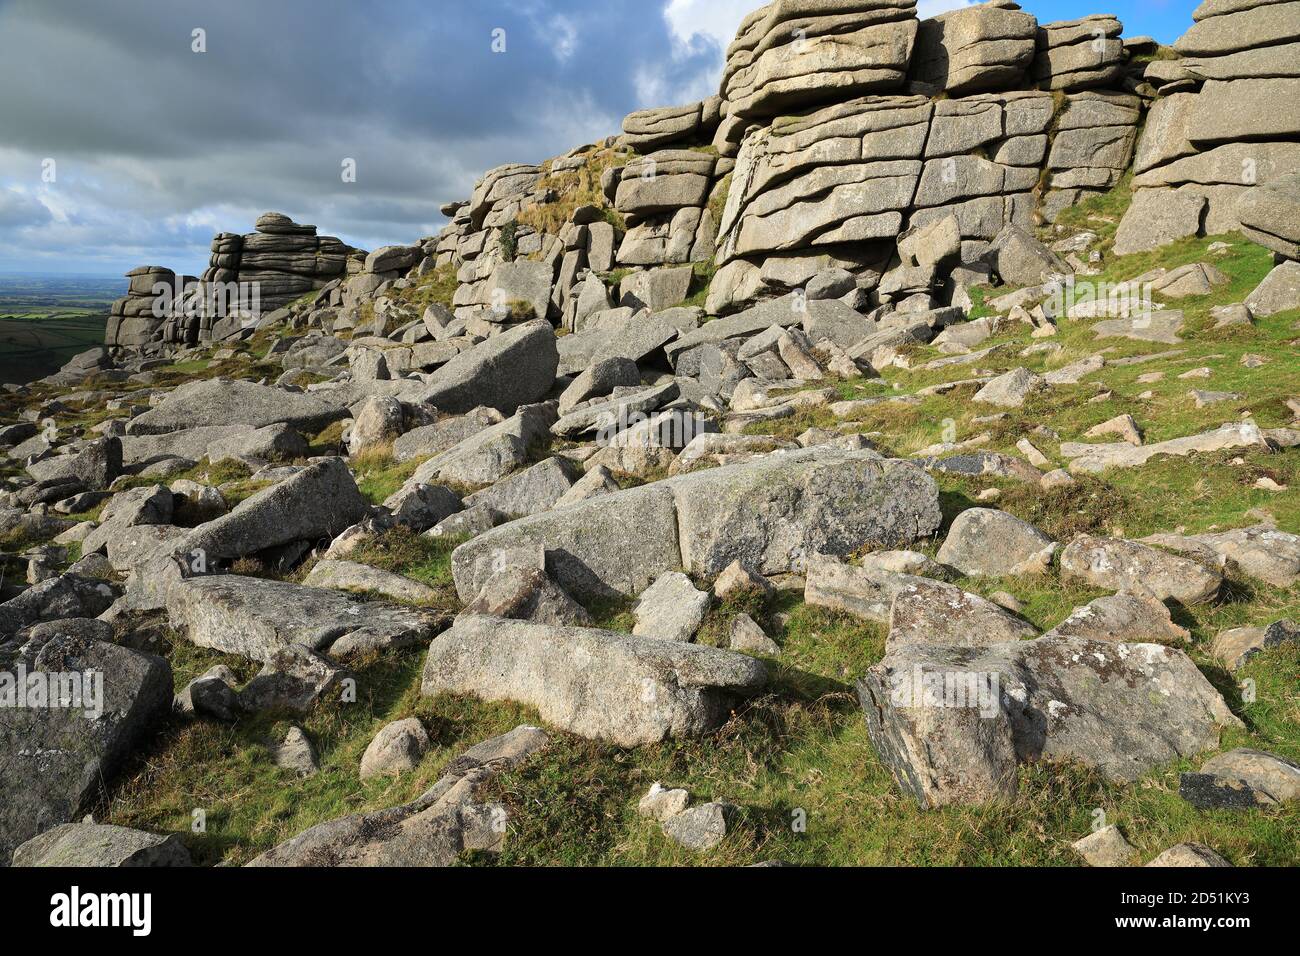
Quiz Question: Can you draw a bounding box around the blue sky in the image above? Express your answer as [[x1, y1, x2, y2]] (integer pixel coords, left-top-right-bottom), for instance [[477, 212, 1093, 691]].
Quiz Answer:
[[0, 0, 1202, 278]]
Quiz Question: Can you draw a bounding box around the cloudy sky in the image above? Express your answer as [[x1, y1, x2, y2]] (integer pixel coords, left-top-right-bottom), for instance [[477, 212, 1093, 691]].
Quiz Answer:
[[0, 0, 1198, 277]]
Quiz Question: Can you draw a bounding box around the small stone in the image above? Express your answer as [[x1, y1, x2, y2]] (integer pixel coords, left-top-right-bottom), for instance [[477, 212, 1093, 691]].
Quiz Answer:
[[661, 801, 735, 851], [1085, 414, 1142, 446], [638, 783, 690, 822], [729, 614, 781, 656], [359, 717, 430, 780], [713, 561, 774, 601], [273, 726, 320, 777], [1073, 825, 1136, 867], [1040, 469, 1075, 490]]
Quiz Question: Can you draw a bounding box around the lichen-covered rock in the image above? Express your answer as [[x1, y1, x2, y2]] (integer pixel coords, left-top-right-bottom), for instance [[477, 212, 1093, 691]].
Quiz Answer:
[[1059, 536, 1224, 605], [421, 616, 768, 746], [451, 447, 941, 602], [860, 635, 1240, 807], [12, 823, 191, 868]]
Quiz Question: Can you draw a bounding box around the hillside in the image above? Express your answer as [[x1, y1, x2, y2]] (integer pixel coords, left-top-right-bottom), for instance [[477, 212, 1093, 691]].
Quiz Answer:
[[1, 0, 1298, 869]]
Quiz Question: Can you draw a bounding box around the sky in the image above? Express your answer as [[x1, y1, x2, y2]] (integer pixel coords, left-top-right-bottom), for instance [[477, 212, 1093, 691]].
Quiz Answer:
[[0, 0, 1200, 278]]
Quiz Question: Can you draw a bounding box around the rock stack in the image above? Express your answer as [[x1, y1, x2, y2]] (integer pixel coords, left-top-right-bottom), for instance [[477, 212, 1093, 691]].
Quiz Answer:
[[1118, 0, 1300, 253], [106, 213, 362, 349]]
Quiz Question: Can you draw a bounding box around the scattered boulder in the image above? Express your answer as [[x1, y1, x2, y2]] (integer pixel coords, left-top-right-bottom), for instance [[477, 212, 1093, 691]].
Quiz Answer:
[[633, 572, 711, 643], [1147, 843, 1232, 868], [0, 635, 173, 863], [421, 616, 767, 747], [1180, 749, 1300, 810], [1059, 536, 1223, 605], [860, 635, 1240, 807], [12, 823, 191, 868], [1045, 592, 1189, 645], [937, 509, 1056, 577], [888, 577, 1038, 650], [360, 718, 430, 780], [1211, 619, 1300, 672]]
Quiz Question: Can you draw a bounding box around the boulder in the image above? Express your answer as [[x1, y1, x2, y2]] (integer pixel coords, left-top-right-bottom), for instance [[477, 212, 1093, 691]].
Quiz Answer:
[[1245, 260, 1300, 317], [937, 508, 1056, 577], [662, 801, 735, 851], [1045, 592, 1190, 645], [1211, 619, 1300, 671], [182, 458, 368, 566], [12, 823, 191, 868], [1236, 172, 1300, 260], [304, 560, 442, 605], [462, 565, 591, 627], [421, 616, 768, 746], [127, 379, 347, 436], [888, 577, 1038, 650], [985, 225, 1069, 285], [1147, 843, 1232, 867], [418, 320, 558, 415], [359, 718, 430, 780], [632, 572, 711, 643], [0, 635, 173, 864], [859, 635, 1240, 807], [1179, 748, 1300, 809], [973, 368, 1047, 408], [450, 448, 942, 602], [166, 574, 435, 663], [1072, 825, 1136, 867], [1113, 189, 1206, 256], [1059, 536, 1223, 605]]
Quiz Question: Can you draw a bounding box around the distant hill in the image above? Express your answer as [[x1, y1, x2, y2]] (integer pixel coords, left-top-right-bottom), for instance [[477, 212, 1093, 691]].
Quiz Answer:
[[0, 274, 121, 384]]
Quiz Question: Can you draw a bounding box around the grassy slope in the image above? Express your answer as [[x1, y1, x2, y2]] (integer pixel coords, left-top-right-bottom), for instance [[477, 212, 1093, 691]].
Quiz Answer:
[[48, 179, 1300, 867]]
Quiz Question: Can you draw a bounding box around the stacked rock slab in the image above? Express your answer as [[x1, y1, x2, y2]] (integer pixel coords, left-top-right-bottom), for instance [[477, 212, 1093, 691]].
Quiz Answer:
[[907, 0, 1038, 95], [106, 213, 360, 349], [621, 97, 723, 153], [105, 266, 189, 348], [1121, 0, 1300, 250], [721, 0, 920, 123]]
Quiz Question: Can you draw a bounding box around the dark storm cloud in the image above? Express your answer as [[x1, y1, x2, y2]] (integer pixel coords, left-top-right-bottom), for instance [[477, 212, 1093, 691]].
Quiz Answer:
[[0, 0, 729, 274]]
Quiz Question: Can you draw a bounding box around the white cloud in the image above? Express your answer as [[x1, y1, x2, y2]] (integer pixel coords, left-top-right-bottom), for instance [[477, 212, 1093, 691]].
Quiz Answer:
[[663, 0, 752, 52]]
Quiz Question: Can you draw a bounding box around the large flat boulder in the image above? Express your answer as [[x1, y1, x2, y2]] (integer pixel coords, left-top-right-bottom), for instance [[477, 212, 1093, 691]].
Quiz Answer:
[[422, 616, 768, 746], [418, 320, 558, 415], [451, 447, 942, 601], [126, 378, 347, 436], [859, 635, 1241, 807], [166, 574, 436, 663]]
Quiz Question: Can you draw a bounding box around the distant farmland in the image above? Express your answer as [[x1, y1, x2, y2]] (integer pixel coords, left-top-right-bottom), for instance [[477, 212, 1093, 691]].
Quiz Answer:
[[0, 274, 121, 384]]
